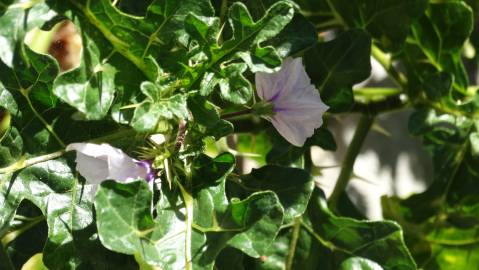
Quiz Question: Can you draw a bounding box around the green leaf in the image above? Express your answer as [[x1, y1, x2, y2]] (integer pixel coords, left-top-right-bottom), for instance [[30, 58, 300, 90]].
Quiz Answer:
[[240, 165, 314, 224], [407, 108, 473, 211], [185, 1, 294, 104], [46, 0, 214, 80], [21, 253, 49, 270], [187, 95, 234, 139], [470, 132, 479, 156], [266, 129, 304, 166], [330, 0, 428, 51], [215, 247, 246, 270], [0, 159, 135, 269], [305, 29, 371, 112], [266, 125, 336, 166], [96, 175, 284, 269], [252, 226, 321, 270], [131, 82, 188, 132], [308, 126, 337, 151], [382, 105, 479, 269], [224, 191, 284, 258], [191, 154, 284, 260], [53, 18, 118, 120], [0, 1, 56, 66], [0, 45, 66, 153], [294, 0, 333, 27], [382, 195, 479, 270], [405, 1, 473, 95], [0, 0, 14, 15], [0, 44, 59, 107], [265, 13, 318, 58], [339, 257, 383, 270], [191, 152, 236, 186], [236, 1, 318, 57], [309, 190, 417, 270], [236, 131, 273, 166], [95, 180, 191, 270]]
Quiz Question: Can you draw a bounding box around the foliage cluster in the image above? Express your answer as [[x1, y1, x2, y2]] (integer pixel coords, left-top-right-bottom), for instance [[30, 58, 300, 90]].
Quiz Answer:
[[1, 0, 479, 269]]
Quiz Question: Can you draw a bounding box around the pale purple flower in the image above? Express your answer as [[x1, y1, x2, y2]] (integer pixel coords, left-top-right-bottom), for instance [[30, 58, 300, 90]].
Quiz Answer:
[[66, 143, 154, 191], [136, 160, 156, 182], [255, 57, 329, 146]]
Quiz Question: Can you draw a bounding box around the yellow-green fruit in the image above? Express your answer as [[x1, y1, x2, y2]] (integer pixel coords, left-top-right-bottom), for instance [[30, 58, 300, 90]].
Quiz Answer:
[[0, 108, 11, 142]]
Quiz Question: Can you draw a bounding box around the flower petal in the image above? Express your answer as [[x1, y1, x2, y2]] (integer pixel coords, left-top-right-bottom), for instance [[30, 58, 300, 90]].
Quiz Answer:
[[255, 58, 299, 101], [66, 143, 148, 184], [254, 57, 329, 146], [73, 152, 109, 184], [106, 149, 147, 182], [271, 111, 323, 147]]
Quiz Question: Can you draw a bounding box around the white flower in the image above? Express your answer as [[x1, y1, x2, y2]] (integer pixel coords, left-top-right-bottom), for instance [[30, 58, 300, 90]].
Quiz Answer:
[[255, 57, 329, 146], [66, 143, 149, 191]]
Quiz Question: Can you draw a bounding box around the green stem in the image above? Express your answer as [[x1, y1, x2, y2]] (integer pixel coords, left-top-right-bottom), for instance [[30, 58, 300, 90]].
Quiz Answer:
[[328, 114, 374, 210], [315, 18, 341, 30], [21, 89, 65, 148], [0, 149, 65, 174], [351, 95, 407, 115], [440, 136, 471, 205], [353, 87, 402, 99], [2, 216, 45, 246], [324, 0, 345, 26], [191, 223, 243, 233], [219, 0, 228, 27], [0, 243, 14, 270], [371, 45, 408, 89], [285, 217, 302, 270], [221, 108, 252, 119]]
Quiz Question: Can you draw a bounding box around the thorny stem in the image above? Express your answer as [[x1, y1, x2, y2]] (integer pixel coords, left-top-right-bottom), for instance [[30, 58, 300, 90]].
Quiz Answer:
[[328, 114, 375, 210]]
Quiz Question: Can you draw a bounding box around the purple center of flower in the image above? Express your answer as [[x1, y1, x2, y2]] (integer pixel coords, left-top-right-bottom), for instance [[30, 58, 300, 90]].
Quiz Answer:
[[267, 90, 291, 113], [136, 160, 156, 182]]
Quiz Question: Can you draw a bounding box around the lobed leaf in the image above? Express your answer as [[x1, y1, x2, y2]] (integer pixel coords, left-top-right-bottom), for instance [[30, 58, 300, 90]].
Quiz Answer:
[[305, 29, 371, 112]]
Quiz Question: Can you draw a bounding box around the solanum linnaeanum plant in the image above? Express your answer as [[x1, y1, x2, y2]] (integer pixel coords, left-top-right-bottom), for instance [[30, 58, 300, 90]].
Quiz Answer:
[[0, 0, 478, 269]]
